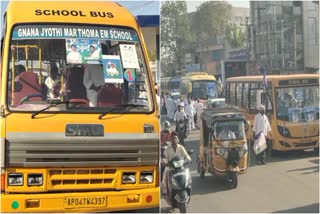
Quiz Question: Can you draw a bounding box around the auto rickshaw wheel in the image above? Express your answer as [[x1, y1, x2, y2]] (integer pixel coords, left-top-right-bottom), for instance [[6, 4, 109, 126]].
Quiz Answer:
[[200, 168, 205, 179], [230, 172, 238, 189]]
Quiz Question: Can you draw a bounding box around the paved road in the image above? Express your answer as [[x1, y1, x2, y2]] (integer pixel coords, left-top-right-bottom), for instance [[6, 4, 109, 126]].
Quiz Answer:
[[160, 117, 319, 213]]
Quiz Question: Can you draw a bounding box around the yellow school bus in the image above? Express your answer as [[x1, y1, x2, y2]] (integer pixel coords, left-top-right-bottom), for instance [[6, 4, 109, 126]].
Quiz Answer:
[[0, 1, 159, 212], [226, 74, 319, 153], [180, 72, 218, 101]]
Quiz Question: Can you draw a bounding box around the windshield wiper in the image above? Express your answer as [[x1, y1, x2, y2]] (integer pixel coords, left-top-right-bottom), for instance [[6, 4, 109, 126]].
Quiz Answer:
[[31, 100, 85, 119], [98, 104, 145, 120]]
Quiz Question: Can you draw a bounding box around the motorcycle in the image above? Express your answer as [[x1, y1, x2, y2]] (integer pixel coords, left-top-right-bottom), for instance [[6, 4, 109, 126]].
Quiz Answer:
[[162, 155, 193, 213], [176, 119, 188, 146]]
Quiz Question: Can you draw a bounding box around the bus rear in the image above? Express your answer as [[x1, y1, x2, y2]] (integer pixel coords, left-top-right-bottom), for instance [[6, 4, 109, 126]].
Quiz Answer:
[[1, 1, 159, 212], [180, 72, 219, 102]]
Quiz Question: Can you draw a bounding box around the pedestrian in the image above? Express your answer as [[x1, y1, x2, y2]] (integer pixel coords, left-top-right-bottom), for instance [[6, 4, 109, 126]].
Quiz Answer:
[[185, 100, 196, 131], [253, 105, 272, 165], [166, 95, 175, 121], [195, 98, 204, 128]]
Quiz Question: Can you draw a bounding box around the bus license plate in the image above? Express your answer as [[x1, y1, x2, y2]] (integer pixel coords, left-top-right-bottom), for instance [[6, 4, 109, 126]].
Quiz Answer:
[[64, 196, 107, 209]]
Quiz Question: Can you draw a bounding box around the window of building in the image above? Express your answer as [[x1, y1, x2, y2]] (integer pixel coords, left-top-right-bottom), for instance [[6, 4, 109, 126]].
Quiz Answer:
[[308, 17, 317, 44]]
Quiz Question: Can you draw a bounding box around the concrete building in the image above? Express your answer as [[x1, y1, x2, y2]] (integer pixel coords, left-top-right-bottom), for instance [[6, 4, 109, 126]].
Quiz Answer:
[[250, 1, 319, 74], [182, 7, 249, 81]]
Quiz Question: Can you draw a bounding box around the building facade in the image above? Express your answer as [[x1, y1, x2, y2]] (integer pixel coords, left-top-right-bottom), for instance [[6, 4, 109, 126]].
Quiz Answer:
[[250, 1, 319, 74], [182, 7, 249, 81]]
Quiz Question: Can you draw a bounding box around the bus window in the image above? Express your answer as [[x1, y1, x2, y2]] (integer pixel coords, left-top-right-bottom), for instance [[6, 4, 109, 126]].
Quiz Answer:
[[229, 82, 236, 105], [243, 83, 249, 108], [236, 83, 242, 106], [7, 24, 153, 112]]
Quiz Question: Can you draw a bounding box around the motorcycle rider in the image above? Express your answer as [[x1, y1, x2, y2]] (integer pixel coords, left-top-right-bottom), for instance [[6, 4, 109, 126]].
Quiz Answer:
[[161, 121, 172, 146], [161, 132, 191, 196], [174, 103, 188, 133]]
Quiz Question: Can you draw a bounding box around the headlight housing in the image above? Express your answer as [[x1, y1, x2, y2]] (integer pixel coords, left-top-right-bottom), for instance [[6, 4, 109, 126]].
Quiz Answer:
[[122, 172, 136, 184], [238, 144, 248, 157], [28, 174, 43, 186], [8, 173, 23, 186], [173, 160, 184, 168], [140, 172, 153, 183], [216, 147, 226, 156]]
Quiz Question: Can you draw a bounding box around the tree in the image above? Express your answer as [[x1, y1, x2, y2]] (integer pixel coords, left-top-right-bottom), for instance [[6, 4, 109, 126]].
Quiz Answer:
[[161, 0, 191, 75], [193, 1, 232, 41], [191, 1, 232, 71], [225, 24, 245, 48]]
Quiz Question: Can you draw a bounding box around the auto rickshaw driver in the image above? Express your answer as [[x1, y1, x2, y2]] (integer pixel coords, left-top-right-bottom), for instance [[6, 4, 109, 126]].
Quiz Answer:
[[218, 126, 236, 140]]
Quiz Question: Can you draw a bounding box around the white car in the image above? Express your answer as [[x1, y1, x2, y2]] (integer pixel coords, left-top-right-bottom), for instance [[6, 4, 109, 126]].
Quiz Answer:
[[170, 92, 180, 101], [205, 98, 226, 109]]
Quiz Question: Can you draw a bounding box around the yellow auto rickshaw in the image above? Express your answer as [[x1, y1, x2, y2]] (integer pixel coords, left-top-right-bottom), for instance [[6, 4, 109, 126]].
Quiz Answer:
[[198, 107, 249, 188]]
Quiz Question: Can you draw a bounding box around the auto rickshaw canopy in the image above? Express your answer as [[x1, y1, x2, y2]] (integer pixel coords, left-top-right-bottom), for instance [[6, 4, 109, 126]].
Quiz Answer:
[[201, 107, 246, 129]]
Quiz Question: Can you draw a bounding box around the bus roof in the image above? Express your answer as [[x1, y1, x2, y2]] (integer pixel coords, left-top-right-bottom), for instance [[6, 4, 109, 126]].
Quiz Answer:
[[226, 74, 318, 82], [183, 72, 216, 81], [6, 1, 138, 29]]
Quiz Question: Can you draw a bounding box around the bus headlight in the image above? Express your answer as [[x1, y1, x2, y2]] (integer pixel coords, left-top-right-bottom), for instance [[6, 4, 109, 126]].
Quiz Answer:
[[28, 174, 43, 186], [8, 173, 23, 186], [277, 126, 291, 137], [140, 172, 153, 183], [122, 172, 136, 184]]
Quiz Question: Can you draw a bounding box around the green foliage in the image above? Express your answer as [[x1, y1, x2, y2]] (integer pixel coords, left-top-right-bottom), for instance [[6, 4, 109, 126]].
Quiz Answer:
[[225, 24, 245, 48], [160, 0, 191, 67], [147, 49, 157, 62], [193, 1, 232, 41]]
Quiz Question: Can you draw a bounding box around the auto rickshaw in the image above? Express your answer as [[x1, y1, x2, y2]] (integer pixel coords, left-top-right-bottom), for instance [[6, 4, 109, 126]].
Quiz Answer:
[[197, 107, 249, 188]]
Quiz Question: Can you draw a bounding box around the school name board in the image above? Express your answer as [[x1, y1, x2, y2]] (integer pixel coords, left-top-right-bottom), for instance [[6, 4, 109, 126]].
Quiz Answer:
[[12, 25, 138, 41], [279, 79, 318, 86]]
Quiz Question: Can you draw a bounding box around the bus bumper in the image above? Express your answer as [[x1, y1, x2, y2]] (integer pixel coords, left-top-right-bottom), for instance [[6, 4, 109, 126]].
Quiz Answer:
[[1, 187, 159, 213]]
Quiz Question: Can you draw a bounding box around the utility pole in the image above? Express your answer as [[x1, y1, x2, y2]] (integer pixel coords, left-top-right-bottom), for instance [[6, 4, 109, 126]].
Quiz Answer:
[[281, 19, 285, 71], [240, 16, 253, 75], [293, 21, 297, 74]]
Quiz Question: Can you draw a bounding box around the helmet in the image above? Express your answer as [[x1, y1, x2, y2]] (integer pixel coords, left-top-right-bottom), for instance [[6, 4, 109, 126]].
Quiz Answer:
[[178, 102, 185, 107], [163, 121, 170, 130]]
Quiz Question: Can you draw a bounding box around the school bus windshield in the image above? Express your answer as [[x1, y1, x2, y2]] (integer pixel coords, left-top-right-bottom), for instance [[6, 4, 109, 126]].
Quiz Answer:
[[192, 80, 218, 99], [7, 24, 153, 113], [275, 85, 319, 122]]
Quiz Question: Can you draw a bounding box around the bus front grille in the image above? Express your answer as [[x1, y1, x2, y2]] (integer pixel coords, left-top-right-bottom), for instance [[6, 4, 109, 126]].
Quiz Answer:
[[48, 168, 117, 191], [293, 141, 317, 147], [6, 136, 159, 167]]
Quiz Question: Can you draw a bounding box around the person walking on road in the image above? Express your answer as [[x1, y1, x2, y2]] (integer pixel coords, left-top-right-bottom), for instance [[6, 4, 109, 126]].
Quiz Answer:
[[253, 105, 272, 165], [185, 100, 196, 131]]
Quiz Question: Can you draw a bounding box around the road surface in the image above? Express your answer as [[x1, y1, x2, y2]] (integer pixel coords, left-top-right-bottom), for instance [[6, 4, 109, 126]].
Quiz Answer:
[[160, 117, 319, 213]]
